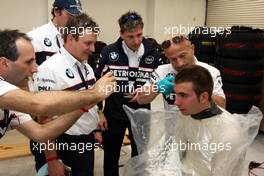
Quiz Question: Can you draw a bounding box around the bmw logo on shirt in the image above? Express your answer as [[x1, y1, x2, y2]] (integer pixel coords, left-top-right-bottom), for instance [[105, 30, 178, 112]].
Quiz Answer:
[[44, 38, 52, 47], [109, 52, 119, 62], [66, 68, 75, 79]]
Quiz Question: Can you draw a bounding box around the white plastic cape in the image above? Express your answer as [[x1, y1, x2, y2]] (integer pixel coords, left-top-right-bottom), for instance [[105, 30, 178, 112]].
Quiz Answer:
[[122, 105, 262, 176]]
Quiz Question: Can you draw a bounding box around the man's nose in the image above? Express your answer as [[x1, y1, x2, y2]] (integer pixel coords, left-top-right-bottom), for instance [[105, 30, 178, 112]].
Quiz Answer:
[[90, 44, 95, 53], [134, 37, 141, 45], [177, 59, 185, 68], [174, 96, 182, 106], [31, 62, 38, 74]]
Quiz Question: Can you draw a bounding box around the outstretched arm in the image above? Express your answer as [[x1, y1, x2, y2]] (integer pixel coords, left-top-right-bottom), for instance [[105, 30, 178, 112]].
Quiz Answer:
[[15, 110, 83, 142], [0, 72, 116, 117]]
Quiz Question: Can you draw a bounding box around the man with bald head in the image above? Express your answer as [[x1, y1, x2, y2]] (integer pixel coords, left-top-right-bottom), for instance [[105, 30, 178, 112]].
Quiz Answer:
[[133, 34, 226, 110]]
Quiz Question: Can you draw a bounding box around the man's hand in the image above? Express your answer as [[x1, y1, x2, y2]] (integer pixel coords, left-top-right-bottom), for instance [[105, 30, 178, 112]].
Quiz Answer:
[[94, 131, 103, 144], [47, 159, 65, 176], [157, 75, 175, 96], [98, 111, 108, 131], [129, 89, 140, 102], [94, 72, 116, 100]]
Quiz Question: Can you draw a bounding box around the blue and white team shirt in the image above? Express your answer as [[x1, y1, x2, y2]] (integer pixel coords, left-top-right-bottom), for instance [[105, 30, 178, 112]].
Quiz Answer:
[[27, 20, 63, 65], [31, 47, 99, 135]]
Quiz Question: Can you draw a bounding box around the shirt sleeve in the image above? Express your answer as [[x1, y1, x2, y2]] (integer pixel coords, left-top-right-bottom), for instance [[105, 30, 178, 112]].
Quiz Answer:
[[148, 65, 164, 85], [212, 70, 226, 99], [0, 80, 18, 96]]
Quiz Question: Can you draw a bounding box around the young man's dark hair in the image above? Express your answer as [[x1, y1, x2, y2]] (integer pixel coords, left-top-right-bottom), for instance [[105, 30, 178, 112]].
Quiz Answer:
[[0, 30, 31, 61], [175, 65, 213, 101], [51, 7, 63, 18], [118, 11, 144, 33], [62, 13, 99, 42]]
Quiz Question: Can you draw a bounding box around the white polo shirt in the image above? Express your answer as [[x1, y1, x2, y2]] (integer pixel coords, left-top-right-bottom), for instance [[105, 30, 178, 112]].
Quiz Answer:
[[27, 20, 63, 64], [149, 57, 225, 111], [31, 47, 99, 135], [0, 78, 18, 96], [0, 79, 31, 138]]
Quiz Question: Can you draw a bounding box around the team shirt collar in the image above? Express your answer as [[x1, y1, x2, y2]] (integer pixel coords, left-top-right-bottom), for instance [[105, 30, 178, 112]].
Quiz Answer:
[[48, 20, 61, 37], [60, 47, 86, 68], [122, 41, 144, 59]]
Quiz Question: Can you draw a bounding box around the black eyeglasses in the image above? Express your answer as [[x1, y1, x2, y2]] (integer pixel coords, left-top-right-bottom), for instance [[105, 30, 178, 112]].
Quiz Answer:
[[121, 14, 140, 24], [161, 35, 188, 49]]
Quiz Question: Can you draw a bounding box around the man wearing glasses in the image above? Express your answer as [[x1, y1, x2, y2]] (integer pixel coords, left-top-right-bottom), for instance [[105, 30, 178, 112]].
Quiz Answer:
[[132, 34, 226, 110], [95, 11, 160, 176]]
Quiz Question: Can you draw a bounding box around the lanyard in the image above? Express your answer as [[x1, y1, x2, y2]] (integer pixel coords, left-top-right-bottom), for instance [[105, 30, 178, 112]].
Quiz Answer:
[[56, 36, 61, 49], [76, 64, 88, 89], [4, 109, 9, 123]]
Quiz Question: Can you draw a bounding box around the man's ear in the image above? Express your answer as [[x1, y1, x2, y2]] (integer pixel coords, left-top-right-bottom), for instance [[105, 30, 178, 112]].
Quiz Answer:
[[190, 43, 195, 55], [120, 31, 124, 39], [0, 57, 10, 77], [65, 34, 74, 43], [53, 8, 62, 17], [191, 43, 195, 51], [200, 92, 209, 104], [0, 57, 9, 68]]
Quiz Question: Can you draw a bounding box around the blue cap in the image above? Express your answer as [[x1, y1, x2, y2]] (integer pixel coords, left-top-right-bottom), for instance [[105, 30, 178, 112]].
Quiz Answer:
[[53, 0, 82, 16]]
